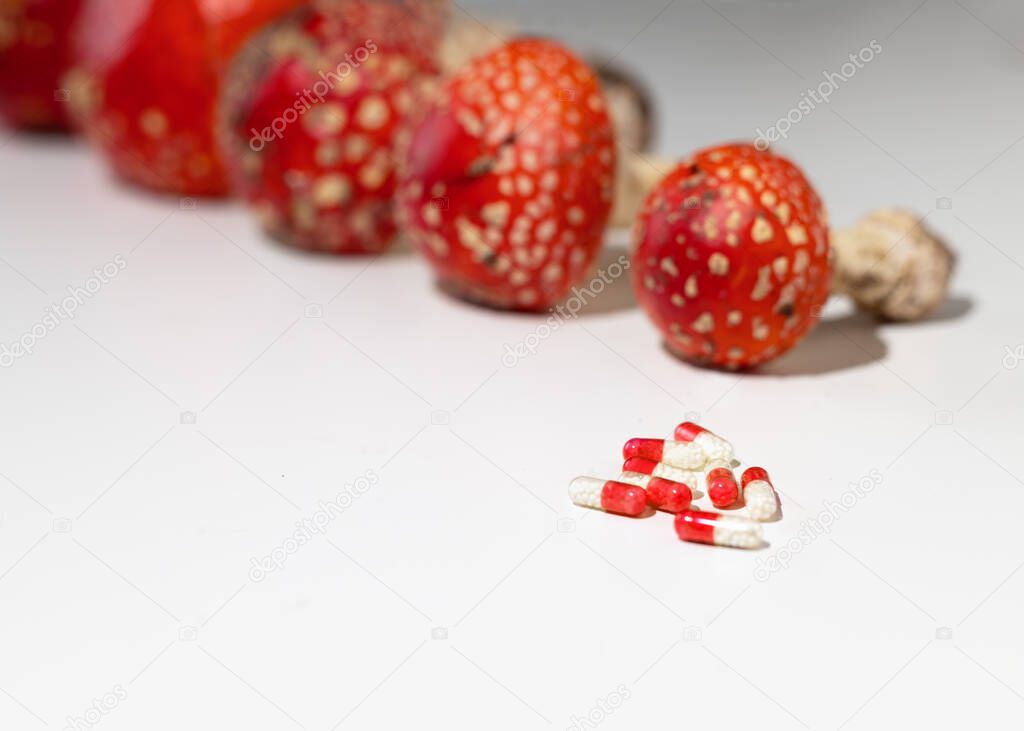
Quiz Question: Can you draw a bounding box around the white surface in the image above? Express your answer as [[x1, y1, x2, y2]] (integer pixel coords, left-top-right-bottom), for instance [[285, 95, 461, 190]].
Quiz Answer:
[[2, 1, 1024, 729]]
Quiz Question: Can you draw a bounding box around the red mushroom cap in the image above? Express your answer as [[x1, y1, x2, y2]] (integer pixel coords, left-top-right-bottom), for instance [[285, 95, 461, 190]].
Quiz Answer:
[[632, 143, 831, 369], [0, 0, 84, 131], [397, 37, 617, 311], [219, 2, 443, 253], [64, 0, 306, 196]]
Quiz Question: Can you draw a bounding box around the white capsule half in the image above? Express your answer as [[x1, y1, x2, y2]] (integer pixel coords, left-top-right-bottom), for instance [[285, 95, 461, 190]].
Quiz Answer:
[[743, 480, 778, 521], [618, 470, 699, 492], [692, 431, 735, 464], [661, 440, 709, 470], [618, 471, 651, 488], [674, 423, 737, 464], [650, 462, 702, 486], [712, 514, 764, 549], [568, 476, 604, 510], [677, 510, 765, 549]]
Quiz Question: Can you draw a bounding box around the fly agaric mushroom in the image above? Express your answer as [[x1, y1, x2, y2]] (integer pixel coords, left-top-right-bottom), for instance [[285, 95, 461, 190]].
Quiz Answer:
[[422, 14, 656, 235], [632, 142, 831, 369], [64, 0, 305, 196], [0, 0, 84, 130], [433, 16, 654, 152], [396, 37, 617, 311], [628, 151, 954, 329], [218, 0, 445, 253], [831, 208, 954, 321]]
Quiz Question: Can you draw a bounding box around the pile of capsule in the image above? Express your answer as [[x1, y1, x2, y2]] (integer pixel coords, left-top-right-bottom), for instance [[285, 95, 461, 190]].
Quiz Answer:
[[568, 422, 779, 550]]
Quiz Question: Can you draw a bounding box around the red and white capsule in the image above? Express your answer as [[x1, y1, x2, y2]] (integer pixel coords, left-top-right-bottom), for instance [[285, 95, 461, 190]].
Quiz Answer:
[[618, 472, 693, 513], [741, 467, 779, 521], [706, 461, 740, 508], [623, 438, 708, 470], [621, 457, 700, 490], [675, 510, 764, 549], [569, 477, 648, 517], [674, 422, 735, 464]]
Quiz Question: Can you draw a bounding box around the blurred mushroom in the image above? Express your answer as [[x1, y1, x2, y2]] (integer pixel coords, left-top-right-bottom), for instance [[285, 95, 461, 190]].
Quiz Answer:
[[586, 57, 669, 229], [438, 13, 514, 73], [610, 153, 673, 229], [590, 59, 654, 154], [433, 16, 664, 230]]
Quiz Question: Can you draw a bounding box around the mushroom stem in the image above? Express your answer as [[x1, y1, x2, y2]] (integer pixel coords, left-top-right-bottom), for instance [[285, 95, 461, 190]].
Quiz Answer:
[[831, 208, 955, 322], [438, 14, 514, 74], [610, 153, 675, 228]]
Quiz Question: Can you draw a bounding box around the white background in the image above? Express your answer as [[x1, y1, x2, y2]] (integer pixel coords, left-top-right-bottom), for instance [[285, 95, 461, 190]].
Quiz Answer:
[[2, 1, 1024, 729]]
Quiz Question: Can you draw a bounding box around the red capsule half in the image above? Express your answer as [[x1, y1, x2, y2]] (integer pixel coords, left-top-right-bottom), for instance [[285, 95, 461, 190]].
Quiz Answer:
[[706, 465, 739, 508], [740, 466, 778, 520], [568, 476, 648, 517], [623, 438, 664, 462], [601, 481, 648, 516], [675, 510, 717, 545], [623, 457, 658, 475], [741, 466, 771, 487], [645, 477, 693, 513], [675, 509, 763, 549], [673, 421, 707, 442]]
